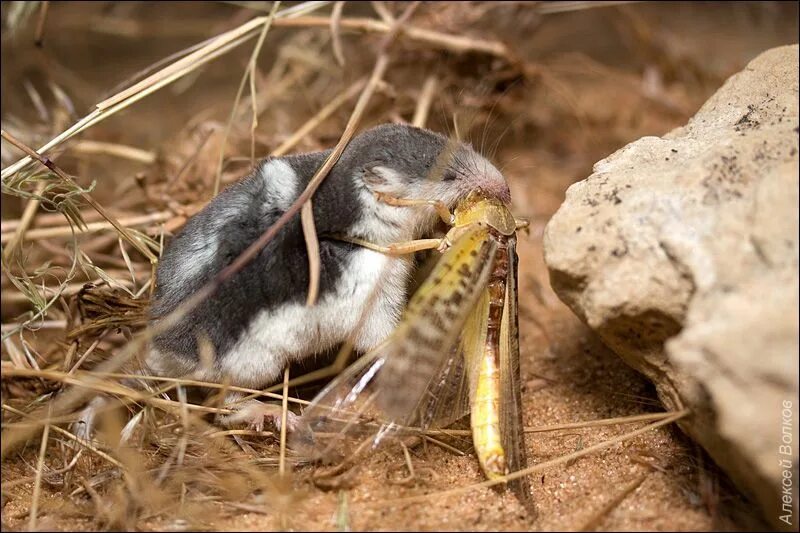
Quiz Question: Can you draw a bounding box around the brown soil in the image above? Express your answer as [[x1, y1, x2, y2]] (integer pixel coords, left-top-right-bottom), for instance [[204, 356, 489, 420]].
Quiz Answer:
[[2, 2, 796, 531]]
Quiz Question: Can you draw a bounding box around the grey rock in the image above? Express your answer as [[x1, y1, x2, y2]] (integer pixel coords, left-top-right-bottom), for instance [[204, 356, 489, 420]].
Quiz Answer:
[[543, 45, 799, 528]]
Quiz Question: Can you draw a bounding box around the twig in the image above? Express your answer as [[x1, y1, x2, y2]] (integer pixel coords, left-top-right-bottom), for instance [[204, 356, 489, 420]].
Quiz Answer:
[[578, 469, 650, 531], [2, 278, 135, 304], [0, 369, 229, 426], [370, 1, 395, 24], [271, 16, 510, 57], [28, 406, 50, 531], [70, 140, 156, 164], [3, 209, 135, 232], [2, 181, 45, 262], [67, 330, 108, 375], [395, 442, 415, 485], [33, 1, 49, 47], [412, 75, 437, 128], [270, 78, 367, 157], [0, 6, 507, 182], [0, 320, 66, 332], [301, 200, 321, 306], [395, 411, 682, 438], [0, 366, 312, 422], [0, 131, 156, 264], [97, 11, 270, 112], [176, 385, 189, 467], [0, 211, 174, 243], [248, 59, 258, 166], [524, 411, 676, 434], [279, 366, 290, 477], [536, 1, 640, 15], [206, 429, 275, 439], [422, 435, 466, 456], [330, 1, 346, 66], [225, 502, 273, 515]]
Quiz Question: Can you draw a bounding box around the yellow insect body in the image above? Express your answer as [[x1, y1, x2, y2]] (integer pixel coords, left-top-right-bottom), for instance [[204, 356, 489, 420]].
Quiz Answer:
[[471, 310, 506, 478], [450, 192, 523, 483], [293, 189, 532, 510]]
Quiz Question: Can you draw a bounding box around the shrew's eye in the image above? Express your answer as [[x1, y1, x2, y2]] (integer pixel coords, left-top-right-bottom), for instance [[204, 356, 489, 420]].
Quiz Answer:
[[442, 169, 458, 181]]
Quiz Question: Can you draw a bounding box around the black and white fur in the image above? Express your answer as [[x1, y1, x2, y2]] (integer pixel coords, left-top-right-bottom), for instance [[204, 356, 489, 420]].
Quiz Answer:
[[147, 123, 510, 391]]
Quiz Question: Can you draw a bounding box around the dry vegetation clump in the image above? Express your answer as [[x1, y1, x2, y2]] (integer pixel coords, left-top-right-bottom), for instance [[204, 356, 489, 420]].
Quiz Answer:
[[1, 2, 797, 531]]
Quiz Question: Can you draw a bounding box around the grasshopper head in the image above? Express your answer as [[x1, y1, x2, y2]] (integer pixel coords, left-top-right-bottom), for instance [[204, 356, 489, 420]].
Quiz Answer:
[[453, 189, 517, 236]]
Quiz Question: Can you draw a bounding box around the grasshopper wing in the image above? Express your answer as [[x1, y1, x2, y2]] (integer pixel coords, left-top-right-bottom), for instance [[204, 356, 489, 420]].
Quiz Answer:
[[499, 236, 535, 512], [291, 227, 498, 465]]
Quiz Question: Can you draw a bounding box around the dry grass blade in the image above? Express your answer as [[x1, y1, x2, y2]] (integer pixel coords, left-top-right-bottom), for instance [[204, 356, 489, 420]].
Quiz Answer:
[[271, 16, 510, 57], [1, 228, 82, 339], [2, 1, 38, 39], [2, 279, 135, 306], [33, 1, 49, 47], [213, 1, 281, 197], [1, 365, 311, 408], [1, 404, 124, 469], [578, 469, 651, 531], [302, 200, 321, 306], [1, 131, 156, 263], [362, 410, 689, 508], [2, 181, 45, 261], [95, 1, 323, 112], [28, 407, 50, 531], [279, 366, 290, 477], [0, 211, 174, 243], [0, 2, 331, 180], [370, 1, 395, 24], [271, 78, 367, 158], [536, 1, 640, 15], [69, 140, 156, 163], [412, 75, 437, 128], [330, 1, 346, 66], [523, 411, 677, 433]]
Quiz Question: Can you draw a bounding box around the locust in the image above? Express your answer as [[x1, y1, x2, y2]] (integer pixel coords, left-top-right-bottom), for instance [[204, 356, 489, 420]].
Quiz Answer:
[[292, 188, 533, 510]]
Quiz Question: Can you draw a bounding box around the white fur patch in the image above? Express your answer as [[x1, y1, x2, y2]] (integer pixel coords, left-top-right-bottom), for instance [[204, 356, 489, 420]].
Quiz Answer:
[[259, 158, 298, 210], [169, 222, 220, 290], [368, 166, 408, 196], [217, 247, 412, 388], [349, 187, 416, 244]]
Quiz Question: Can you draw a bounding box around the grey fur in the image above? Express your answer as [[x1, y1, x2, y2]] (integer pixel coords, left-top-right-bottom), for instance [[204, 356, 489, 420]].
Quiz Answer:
[[148, 123, 510, 388]]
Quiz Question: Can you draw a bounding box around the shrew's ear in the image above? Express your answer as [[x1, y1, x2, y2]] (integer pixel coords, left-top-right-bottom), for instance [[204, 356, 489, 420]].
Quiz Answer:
[[362, 165, 409, 196]]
